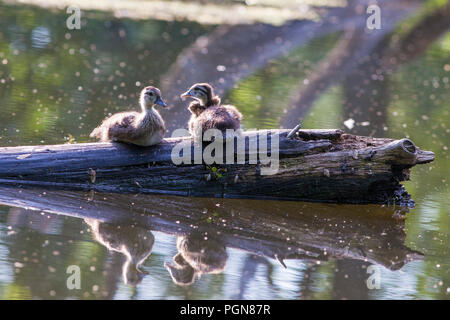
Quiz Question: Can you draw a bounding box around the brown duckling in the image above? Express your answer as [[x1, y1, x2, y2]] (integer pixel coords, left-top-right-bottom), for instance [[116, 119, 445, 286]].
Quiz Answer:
[[90, 86, 167, 146], [180, 83, 242, 140]]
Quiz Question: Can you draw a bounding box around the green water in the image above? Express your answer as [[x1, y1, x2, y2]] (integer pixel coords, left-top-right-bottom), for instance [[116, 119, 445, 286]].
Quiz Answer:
[[0, 1, 448, 299]]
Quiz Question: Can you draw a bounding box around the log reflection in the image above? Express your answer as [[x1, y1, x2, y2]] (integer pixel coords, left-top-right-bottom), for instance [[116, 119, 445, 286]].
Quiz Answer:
[[160, 0, 423, 131], [0, 186, 422, 283]]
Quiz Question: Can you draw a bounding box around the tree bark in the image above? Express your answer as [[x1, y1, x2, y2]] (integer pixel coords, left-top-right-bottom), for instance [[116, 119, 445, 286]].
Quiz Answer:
[[0, 129, 434, 205]]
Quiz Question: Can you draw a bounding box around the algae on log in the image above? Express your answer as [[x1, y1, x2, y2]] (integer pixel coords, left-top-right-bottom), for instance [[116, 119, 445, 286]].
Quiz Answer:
[[0, 129, 434, 205]]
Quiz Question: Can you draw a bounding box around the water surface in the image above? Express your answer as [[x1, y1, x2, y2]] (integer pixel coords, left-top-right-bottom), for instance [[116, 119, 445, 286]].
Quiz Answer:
[[0, 1, 448, 299]]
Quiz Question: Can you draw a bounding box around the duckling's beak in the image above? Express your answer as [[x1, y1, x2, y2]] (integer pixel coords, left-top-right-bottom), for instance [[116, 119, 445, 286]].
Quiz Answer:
[[180, 90, 192, 100], [156, 97, 168, 108]]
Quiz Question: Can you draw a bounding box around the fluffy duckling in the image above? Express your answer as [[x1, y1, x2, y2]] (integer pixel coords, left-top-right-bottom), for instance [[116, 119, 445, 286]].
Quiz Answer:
[[90, 86, 167, 146], [180, 83, 242, 140]]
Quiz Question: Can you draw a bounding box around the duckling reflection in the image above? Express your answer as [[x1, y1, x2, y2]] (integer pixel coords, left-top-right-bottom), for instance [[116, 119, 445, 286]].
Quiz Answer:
[[164, 232, 228, 286], [85, 219, 154, 286]]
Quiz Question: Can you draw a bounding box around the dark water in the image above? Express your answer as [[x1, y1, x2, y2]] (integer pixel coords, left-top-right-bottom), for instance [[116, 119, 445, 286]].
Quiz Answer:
[[0, 1, 449, 299]]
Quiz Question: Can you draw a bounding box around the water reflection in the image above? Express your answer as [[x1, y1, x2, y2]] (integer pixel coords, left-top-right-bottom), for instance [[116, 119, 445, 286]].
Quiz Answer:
[[85, 219, 154, 286], [0, 186, 429, 298], [0, 2, 210, 145], [165, 232, 227, 286]]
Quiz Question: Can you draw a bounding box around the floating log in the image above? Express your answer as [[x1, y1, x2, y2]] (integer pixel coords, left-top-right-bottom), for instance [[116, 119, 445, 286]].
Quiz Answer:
[[0, 187, 423, 270], [0, 129, 434, 205]]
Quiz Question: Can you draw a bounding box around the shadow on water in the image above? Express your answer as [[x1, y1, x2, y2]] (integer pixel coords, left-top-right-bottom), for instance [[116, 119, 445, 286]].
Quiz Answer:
[[0, 186, 423, 298]]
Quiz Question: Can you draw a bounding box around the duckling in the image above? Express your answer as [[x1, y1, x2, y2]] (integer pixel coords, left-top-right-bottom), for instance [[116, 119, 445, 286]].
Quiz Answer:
[[90, 86, 167, 146], [180, 83, 242, 140]]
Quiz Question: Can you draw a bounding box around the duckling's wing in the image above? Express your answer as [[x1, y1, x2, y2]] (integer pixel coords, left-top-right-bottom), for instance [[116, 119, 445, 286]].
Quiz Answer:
[[223, 105, 243, 121], [107, 112, 144, 140], [191, 107, 239, 140], [90, 112, 135, 140], [210, 106, 242, 131]]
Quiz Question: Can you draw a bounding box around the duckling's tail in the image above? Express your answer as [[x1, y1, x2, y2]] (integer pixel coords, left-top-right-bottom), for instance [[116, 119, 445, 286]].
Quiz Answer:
[[89, 127, 101, 139]]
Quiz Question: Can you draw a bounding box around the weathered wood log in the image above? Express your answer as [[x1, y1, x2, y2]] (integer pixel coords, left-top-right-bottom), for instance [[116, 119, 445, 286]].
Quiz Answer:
[[0, 129, 434, 205], [0, 187, 423, 270]]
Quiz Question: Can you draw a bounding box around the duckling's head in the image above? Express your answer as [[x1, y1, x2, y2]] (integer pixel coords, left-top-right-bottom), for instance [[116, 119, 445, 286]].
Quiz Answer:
[[164, 253, 196, 286], [180, 83, 220, 107], [123, 260, 148, 286], [140, 86, 167, 109]]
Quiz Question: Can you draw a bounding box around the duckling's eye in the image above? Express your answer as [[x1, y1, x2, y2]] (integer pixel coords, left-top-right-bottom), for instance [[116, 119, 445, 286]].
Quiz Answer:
[[149, 92, 154, 96]]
